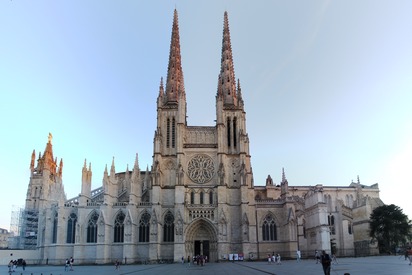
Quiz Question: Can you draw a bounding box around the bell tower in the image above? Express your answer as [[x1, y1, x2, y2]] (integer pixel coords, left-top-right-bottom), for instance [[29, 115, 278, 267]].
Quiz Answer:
[[154, 9, 187, 159], [26, 133, 66, 211]]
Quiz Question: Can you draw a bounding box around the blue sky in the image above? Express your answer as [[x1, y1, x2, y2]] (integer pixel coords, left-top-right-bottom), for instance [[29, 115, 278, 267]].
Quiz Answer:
[[1, 0, 412, 230]]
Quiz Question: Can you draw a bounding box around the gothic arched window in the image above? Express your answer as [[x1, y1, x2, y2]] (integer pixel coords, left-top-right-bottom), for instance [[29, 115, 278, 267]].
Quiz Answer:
[[227, 117, 231, 147], [66, 213, 77, 244], [233, 117, 237, 147], [262, 214, 277, 241], [166, 118, 170, 148], [86, 212, 99, 243], [172, 117, 176, 148], [303, 219, 307, 239], [209, 191, 213, 205], [190, 191, 194, 204], [163, 211, 174, 242], [139, 212, 151, 242], [200, 192, 204, 204], [52, 212, 58, 244], [113, 212, 125, 243], [348, 221, 353, 235], [328, 215, 336, 235]]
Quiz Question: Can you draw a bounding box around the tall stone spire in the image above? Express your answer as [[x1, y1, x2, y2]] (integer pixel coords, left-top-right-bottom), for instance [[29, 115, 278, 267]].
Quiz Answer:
[[217, 11, 237, 106], [41, 132, 57, 175], [165, 9, 185, 104]]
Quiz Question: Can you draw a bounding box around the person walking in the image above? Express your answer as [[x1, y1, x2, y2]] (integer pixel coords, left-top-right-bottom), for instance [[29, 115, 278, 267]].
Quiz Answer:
[[69, 257, 74, 271], [331, 253, 338, 264], [8, 260, 13, 273], [320, 250, 331, 275], [276, 253, 281, 265], [296, 249, 301, 262], [64, 259, 69, 272], [408, 247, 412, 265]]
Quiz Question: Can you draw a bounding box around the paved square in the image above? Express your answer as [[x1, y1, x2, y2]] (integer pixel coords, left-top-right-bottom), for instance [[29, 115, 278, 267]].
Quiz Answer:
[[5, 255, 412, 275]]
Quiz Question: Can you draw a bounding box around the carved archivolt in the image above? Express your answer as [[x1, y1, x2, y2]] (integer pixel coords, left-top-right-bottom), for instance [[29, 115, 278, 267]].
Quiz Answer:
[[187, 154, 215, 184]]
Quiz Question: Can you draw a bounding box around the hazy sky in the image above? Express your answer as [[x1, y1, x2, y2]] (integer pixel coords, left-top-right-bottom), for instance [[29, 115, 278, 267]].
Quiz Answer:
[[1, 0, 411, 230]]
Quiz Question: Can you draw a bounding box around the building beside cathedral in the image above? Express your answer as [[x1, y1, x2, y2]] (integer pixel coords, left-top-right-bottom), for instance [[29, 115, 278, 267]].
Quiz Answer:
[[22, 10, 382, 264]]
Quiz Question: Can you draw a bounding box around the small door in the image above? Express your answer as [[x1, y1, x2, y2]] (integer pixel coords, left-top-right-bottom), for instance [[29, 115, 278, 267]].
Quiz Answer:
[[203, 241, 210, 259], [194, 240, 201, 256], [194, 240, 210, 259]]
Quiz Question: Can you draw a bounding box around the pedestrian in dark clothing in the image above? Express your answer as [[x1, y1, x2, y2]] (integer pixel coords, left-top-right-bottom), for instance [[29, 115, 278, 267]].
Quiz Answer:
[[321, 250, 331, 275]]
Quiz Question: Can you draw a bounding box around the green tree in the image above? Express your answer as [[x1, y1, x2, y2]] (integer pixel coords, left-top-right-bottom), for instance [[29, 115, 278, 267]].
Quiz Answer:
[[369, 204, 412, 253]]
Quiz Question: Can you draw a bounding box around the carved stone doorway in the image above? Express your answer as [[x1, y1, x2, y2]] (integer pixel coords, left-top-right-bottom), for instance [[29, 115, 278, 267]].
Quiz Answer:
[[185, 218, 217, 262]]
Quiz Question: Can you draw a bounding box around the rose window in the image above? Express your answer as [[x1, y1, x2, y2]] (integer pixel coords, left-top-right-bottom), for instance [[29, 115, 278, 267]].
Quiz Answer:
[[187, 154, 215, 184]]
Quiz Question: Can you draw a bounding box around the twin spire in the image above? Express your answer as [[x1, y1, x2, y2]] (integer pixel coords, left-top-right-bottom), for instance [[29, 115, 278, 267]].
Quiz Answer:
[[159, 10, 241, 108], [217, 11, 240, 107], [164, 9, 185, 104]]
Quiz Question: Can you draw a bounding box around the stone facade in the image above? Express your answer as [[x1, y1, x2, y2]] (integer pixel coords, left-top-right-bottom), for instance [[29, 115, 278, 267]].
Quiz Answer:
[[23, 10, 382, 264]]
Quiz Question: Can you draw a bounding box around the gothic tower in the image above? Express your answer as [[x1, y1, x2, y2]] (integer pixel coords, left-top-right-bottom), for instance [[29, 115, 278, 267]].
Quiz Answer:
[[152, 9, 188, 261], [26, 133, 66, 210], [215, 11, 254, 255], [25, 133, 66, 248]]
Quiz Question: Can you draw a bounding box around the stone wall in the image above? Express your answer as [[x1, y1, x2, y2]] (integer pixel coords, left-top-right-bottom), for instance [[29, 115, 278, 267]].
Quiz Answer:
[[0, 249, 39, 265]]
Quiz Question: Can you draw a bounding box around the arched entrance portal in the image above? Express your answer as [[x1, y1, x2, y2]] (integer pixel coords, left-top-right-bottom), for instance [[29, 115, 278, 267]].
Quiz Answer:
[[185, 218, 218, 262]]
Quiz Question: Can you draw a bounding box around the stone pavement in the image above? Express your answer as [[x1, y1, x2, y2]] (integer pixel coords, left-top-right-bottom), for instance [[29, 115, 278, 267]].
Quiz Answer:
[[5, 255, 412, 275]]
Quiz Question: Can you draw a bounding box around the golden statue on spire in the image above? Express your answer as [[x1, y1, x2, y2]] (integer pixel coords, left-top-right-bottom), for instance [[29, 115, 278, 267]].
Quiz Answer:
[[48, 132, 53, 144]]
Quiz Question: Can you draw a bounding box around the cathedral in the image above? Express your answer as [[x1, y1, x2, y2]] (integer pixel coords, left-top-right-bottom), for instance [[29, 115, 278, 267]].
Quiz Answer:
[[23, 10, 382, 264]]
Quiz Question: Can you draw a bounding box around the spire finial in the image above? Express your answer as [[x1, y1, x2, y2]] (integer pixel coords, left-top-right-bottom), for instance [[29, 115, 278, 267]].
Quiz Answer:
[[237, 78, 244, 106], [109, 157, 115, 176], [281, 168, 288, 183], [58, 158, 63, 176], [48, 132, 53, 144], [134, 153, 139, 169]]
